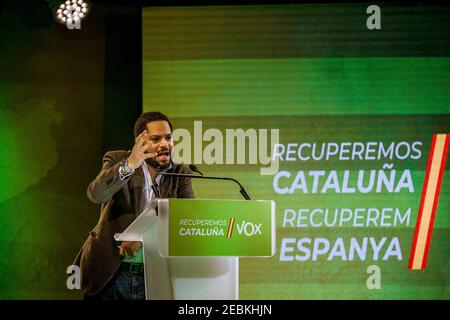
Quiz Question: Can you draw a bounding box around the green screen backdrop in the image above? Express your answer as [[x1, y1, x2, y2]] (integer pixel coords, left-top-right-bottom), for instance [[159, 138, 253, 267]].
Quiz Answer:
[[142, 4, 450, 299]]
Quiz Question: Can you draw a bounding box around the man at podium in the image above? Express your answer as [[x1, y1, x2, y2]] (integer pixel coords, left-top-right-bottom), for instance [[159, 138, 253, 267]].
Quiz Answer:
[[75, 111, 195, 300]]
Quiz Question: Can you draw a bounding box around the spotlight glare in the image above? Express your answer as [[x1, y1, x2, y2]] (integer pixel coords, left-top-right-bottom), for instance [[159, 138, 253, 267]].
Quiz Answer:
[[54, 0, 90, 26]]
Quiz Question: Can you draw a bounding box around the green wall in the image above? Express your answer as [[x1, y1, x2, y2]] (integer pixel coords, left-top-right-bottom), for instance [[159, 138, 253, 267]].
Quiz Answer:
[[0, 1, 141, 299]]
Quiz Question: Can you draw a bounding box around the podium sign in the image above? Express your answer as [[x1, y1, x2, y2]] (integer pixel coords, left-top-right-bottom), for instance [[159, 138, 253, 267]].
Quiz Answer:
[[115, 198, 276, 299], [159, 199, 276, 257]]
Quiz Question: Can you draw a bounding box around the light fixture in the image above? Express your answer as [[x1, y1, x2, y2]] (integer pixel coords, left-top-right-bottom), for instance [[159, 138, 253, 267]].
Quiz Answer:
[[48, 0, 90, 28]]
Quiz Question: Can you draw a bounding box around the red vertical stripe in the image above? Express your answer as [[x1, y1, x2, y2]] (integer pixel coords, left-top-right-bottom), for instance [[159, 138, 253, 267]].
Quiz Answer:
[[421, 134, 450, 269], [408, 135, 437, 269], [227, 217, 235, 239]]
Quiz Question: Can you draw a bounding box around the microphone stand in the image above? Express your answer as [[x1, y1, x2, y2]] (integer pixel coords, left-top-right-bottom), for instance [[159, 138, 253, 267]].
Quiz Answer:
[[157, 172, 251, 200]]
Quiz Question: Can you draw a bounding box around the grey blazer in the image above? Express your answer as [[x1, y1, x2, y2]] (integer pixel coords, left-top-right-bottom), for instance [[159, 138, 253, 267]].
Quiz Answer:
[[74, 150, 194, 296]]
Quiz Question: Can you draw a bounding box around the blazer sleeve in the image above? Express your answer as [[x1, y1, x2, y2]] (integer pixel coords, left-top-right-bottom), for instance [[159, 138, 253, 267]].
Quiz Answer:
[[87, 151, 130, 204]]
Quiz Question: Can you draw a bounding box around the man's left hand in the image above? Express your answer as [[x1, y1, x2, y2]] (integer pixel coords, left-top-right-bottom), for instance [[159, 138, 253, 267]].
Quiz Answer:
[[118, 241, 142, 257]]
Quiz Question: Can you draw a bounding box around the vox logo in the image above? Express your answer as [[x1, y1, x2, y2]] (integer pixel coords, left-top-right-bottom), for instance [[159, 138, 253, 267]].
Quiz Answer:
[[236, 220, 262, 236]]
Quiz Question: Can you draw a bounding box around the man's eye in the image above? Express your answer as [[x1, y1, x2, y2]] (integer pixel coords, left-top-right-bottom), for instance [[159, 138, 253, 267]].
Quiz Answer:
[[166, 136, 172, 141], [151, 138, 159, 142]]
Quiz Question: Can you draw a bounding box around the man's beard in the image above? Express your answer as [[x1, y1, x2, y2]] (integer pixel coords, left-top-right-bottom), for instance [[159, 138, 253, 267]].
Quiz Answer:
[[145, 153, 171, 170]]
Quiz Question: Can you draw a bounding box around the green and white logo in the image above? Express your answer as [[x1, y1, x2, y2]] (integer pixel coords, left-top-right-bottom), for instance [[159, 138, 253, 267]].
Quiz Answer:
[[160, 199, 276, 257]]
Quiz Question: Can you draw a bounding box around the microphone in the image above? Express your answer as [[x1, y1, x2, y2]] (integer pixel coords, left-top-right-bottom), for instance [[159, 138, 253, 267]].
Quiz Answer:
[[188, 164, 203, 176], [158, 165, 251, 200]]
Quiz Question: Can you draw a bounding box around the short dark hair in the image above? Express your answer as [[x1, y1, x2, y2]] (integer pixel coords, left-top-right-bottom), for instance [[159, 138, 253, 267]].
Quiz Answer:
[[133, 111, 173, 137]]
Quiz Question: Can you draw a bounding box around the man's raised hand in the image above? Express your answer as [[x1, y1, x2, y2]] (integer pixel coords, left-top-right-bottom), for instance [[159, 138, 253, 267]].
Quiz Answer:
[[127, 130, 157, 170]]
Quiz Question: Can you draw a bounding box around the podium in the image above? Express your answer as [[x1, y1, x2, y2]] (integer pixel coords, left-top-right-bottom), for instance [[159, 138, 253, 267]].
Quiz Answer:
[[114, 199, 275, 300]]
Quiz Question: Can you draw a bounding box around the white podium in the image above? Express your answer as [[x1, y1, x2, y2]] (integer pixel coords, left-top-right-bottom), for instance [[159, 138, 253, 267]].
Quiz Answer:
[[114, 198, 275, 300], [114, 199, 239, 300]]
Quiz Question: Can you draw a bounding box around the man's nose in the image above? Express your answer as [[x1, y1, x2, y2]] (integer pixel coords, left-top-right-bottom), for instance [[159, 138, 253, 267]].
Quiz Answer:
[[159, 138, 169, 148]]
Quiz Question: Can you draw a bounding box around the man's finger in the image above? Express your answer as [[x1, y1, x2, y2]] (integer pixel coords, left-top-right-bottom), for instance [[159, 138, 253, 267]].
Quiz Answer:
[[135, 131, 148, 146], [144, 152, 158, 159], [134, 131, 145, 144], [122, 244, 131, 256], [126, 246, 134, 257], [140, 141, 151, 152], [132, 243, 139, 255], [136, 133, 148, 148], [144, 152, 157, 159]]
